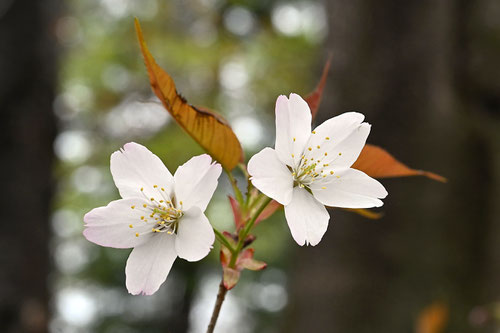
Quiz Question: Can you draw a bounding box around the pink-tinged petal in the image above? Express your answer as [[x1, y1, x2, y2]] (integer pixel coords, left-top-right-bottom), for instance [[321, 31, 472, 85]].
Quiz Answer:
[[248, 147, 294, 205], [174, 207, 215, 262], [110, 142, 174, 200], [310, 168, 387, 208], [173, 154, 222, 212], [125, 234, 177, 295], [303, 112, 366, 166], [83, 198, 154, 249], [275, 94, 312, 167], [284, 187, 330, 246]]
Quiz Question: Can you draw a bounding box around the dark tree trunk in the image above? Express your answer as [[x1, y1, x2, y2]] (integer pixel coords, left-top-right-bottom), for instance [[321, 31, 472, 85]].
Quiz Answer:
[[284, 0, 500, 332], [0, 1, 59, 332]]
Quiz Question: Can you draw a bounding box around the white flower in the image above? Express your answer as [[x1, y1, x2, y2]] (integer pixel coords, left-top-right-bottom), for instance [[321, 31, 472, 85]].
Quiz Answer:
[[83, 142, 221, 295], [248, 94, 388, 246]]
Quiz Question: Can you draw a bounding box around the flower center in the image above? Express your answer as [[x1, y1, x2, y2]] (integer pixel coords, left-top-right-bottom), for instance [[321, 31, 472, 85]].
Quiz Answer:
[[130, 185, 183, 238], [289, 134, 342, 189]]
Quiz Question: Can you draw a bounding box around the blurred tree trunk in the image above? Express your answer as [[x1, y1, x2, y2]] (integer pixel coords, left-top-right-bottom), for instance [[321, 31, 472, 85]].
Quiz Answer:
[[0, 1, 58, 332], [284, 0, 500, 332]]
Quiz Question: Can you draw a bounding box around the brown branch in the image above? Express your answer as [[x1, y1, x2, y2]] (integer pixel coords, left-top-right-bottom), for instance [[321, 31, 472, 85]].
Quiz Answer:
[[206, 280, 228, 333]]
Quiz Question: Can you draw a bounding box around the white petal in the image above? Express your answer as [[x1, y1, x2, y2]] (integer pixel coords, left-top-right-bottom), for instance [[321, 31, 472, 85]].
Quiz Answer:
[[274, 94, 312, 166], [173, 154, 222, 212], [83, 198, 154, 249], [175, 207, 215, 262], [111, 142, 174, 200], [247, 147, 294, 205], [284, 187, 330, 246], [125, 234, 177, 295], [310, 168, 388, 208], [304, 112, 367, 167]]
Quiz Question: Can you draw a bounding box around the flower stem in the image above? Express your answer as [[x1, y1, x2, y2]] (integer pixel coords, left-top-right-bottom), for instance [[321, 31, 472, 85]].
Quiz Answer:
[[207, 195, 273, 333], [206, 280, 228, 333], [226, 170, 244, 205], [229, 196, 273, 268], [213, 227, 235, 253]]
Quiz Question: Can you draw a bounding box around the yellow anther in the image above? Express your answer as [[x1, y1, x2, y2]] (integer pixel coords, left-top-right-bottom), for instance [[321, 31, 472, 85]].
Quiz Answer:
[[324, 152, 328, 156], [152, 228, 156, 232], [336, 175, 340, 178], [323, 164, 329, 167], [291, 154, 295, 158], [293, 137, 296, 142], [312, 131, 316, 134], [308, 147, 312, 151], [143, 204, 147, 208], [131, 205, 135, 209], [338, 152, 342, 156], [317, 145, 320, 149], [150, 197, 154, 201], [180, 201, 183, 205], [129, 224, 133, 228], [326, 137, 330, 140], [167, 231, 173, 234], [160, 200, 164, 203], [140, 216, 144, 220], [161, 187, 165, 191], [140, 187, 144, 191], [330, 171, 334, 175], [153, 185, 158, 188], [323, 175, 326, 178], [135, 233, 139, 237], [321, 186, 326, 189]]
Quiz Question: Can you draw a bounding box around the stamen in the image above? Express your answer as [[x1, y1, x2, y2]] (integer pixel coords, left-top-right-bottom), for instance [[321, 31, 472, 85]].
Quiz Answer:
[[308, 147, 312, 151], [135, 233, 139, 237], [293, 137, 296, 142], [325, 137, 330, 140], [131, 205, 135, 209], [321, 186, 326, 189], [338, 152, 342, 156], [312, 131, 316, 134], [129, 224, 133, 228], [140, 187, 144, 191], [317, 145, 320, 149], [143, 204, 147, 208], [153, 185, 158, 188]]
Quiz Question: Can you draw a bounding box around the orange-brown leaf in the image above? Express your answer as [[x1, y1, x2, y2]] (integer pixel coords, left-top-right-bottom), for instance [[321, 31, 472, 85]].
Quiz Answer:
[[342, 208, 383, 219], [416, 302, 449, 333], [135, 19, 243, 171], [305, 56, 331, 119], [352, 144, 447, 182]]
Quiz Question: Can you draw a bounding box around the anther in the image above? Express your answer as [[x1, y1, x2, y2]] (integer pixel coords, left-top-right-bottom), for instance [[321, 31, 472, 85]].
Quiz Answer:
[[131, 205, 135, 209], [330, 171, 334, 175], [338, 152, 342, 156], [180, 201, 183, 205], [135, 233, 139, 237], [291, 154, 294, 158], [324, 152, 328, 156], [321, 186, 326, 189], [153, 185, 158, 188], [161, 187, 165, 191], [293, 137, 296, 142], [143, 204, 147, 208], [129, 224, 133, 228], [140, 187, 144, 191], [317, 145, 320, 149], [141, 216, 144, 220], [312, 131, 316, 134], [308, 147, 312, 151], [326, 137, 330, 140], [150, 198, 154, 201]]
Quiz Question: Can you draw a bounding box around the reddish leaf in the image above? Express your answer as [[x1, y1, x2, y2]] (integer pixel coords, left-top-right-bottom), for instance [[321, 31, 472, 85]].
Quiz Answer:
[[342, 208, 383, 219], [228, 196, 243, 230], [305, 56, 331, 119], [135, 19, 243, 171], [416, 302, 449, 333], [255, 200, 282, 225], [223, 267, 240, 290], [239, 249, 267, 271], [352, 144, 447, 182]]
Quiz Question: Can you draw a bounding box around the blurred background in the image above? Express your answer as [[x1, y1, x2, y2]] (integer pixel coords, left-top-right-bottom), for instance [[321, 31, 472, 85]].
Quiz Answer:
[[1, 0, 499, 332]]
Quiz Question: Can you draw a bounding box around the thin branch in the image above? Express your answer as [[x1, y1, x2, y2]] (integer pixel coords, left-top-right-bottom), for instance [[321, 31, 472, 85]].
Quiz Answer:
[[206, 280, 228, 333], [213, 227, 235, 253]]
